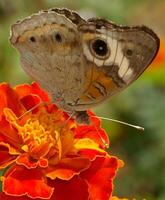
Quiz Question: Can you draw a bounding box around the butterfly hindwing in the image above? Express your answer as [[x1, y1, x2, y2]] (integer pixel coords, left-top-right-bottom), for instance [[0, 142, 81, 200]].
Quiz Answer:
[[75, 19, 159, 109]]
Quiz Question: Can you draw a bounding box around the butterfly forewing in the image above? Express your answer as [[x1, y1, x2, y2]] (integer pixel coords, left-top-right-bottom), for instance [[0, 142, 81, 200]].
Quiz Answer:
[[10, 10, 86, 111]]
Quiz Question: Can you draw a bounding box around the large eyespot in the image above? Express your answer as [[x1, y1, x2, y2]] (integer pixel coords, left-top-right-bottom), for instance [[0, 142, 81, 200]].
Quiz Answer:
[[90, 38, 110, 59]]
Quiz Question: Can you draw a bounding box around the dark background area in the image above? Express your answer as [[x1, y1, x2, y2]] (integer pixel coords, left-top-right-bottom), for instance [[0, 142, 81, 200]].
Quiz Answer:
[[0, 0, 165, 199]]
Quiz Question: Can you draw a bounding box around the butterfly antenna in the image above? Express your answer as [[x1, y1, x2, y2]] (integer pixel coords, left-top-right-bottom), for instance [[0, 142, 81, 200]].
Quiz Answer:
[[17, 96, 64, 120], [55, 112, 75, 148], [91, 116, 144, 131], [17, 101, 46, 120], [60, 112, 75, 131]]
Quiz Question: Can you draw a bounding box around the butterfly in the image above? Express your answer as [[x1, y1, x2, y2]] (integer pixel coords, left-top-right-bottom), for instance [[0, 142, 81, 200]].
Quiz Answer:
[[10, 8, 160, 124]]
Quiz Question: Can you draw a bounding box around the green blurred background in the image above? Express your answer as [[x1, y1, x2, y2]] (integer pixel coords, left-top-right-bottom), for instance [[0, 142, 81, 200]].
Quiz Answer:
[[0, 0, 165, 199]]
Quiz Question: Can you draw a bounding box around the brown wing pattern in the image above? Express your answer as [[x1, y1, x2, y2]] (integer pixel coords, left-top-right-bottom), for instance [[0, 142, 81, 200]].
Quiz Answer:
[[74, 18, 159, 110]]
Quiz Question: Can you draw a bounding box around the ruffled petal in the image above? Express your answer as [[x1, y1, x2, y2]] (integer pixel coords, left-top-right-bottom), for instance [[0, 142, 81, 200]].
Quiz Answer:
[[20, 95, 41, 113], [0, 192, 50, 200], [0, 193, 30, 200], [79, 149, 106, 160], [75, 124, 109, 148], [16, 154, 48, 169], [87, 110, 101, 126], [0, 143, 17, 169], [15, 82, 50, 103], [46, 157, 90, 180], [0, 83, 24, 117], [0, 114, 22, 148], [3, 165, 54, 199], [74, 138, 106, 153], [81, 156, 122, 200]]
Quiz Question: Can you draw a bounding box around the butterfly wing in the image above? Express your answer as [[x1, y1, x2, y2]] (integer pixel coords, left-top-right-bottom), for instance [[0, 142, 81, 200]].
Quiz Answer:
[[10, 9, 87, 110], [74, 18, 160, 110], [10, 10, 159, 113]]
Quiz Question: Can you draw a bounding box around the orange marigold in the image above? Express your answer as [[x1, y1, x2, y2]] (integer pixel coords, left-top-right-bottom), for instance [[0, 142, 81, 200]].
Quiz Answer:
[[0, 82, 123, 200], [151, 39, 165, 66]]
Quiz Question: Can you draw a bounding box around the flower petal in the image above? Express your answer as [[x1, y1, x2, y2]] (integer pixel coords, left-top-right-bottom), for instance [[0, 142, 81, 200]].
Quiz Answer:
[[49, 175, 89, 200], [0, 114, 21, 147], [74, 138, 106, 153], [81, 156, 122, 200], [75, 124, 109, 148], [0, 144, 17, 169], [0, 192, 51, 200], [3, 165, 54, 199], [46, 157, 90, 180], [0, 193, 29, 200], [16, 154, 48, 169], [15, 82, 50, 103], [79, 149, 106, 160], [0, 83, 24, 117], [87, 110, 101, 126], [20, 95, 41, 113]]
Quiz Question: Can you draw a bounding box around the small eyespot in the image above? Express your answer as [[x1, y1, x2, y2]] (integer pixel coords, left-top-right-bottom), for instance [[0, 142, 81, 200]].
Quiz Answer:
[[90, 38, 110, 59], [126, 49, 133, 56], [29, 36, 36, 42], [55, 33, 62, 42]]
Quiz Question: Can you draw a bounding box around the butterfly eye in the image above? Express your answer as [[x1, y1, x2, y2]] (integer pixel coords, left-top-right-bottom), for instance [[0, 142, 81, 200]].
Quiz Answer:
[[54, 32, 62, 42], [90, 38, 110, 59]]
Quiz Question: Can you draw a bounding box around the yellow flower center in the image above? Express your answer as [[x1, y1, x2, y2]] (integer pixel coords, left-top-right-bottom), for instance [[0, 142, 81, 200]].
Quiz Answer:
[[4, 108, 75, 162]]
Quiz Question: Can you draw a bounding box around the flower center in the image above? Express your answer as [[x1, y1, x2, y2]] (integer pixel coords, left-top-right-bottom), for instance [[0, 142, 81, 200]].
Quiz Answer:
[[4, 108, 75, 161]]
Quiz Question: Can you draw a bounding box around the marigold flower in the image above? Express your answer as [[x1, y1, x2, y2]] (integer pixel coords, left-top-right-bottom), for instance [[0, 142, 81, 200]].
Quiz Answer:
[[151, 39, 165, 66], [0, 82, 123, 200]]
